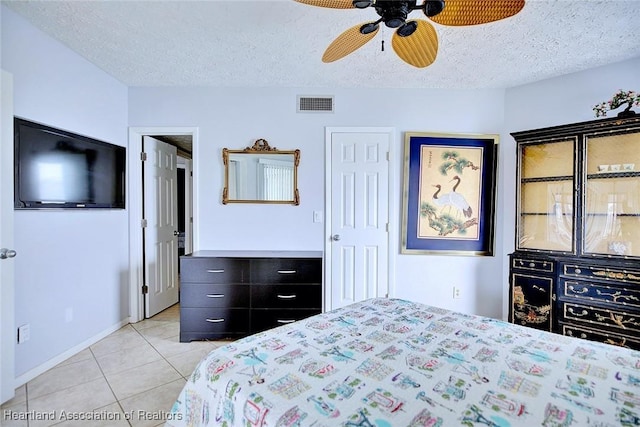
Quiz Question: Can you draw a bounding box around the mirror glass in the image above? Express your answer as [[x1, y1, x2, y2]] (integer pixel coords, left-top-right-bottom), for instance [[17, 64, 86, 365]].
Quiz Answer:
[[223, 140, 300, 205]]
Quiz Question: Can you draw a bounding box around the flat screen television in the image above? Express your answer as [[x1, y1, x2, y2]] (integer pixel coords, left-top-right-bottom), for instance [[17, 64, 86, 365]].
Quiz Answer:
[[14, 118, 126, 209]]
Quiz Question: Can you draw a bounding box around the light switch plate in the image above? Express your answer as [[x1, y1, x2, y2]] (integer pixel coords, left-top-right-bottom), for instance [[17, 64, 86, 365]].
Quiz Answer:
[[18, 323, 30, 343]]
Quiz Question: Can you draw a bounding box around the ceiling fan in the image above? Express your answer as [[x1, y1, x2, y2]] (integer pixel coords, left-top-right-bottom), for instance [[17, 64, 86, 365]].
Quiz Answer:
[[293, 0, 525, 68]]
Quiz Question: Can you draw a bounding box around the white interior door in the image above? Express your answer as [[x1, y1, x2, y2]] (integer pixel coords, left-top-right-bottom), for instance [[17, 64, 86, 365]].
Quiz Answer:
[[1, 70, 16, 403], [143, 136, 179, 318], [326, 129, 392, 310]]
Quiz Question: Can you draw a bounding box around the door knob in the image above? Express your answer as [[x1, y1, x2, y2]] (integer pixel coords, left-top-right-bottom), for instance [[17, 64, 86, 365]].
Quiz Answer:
[[331, 234, 341, 241], [0, 248, 17, 259], [173, 230, 180, 236]]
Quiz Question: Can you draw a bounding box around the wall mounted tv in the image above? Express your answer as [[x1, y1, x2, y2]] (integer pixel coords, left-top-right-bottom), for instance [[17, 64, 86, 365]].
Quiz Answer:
[[14, 118, 126, 209]]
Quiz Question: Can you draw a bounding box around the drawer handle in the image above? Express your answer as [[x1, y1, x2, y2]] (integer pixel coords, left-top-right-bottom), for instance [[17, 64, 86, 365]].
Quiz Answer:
[[574, 268, 582, 274], [206, 294, 225, 298], [529, 262, 535, 268], [205, 318, 225, 323], [567, 286, 588, 294], [277, 270, 297, 274], [207, 269, 225, 273], [277, 294, 297, 299], [567, 330, 587, 339], [568, 307, 588, 317], [277, 319, 296, 324]]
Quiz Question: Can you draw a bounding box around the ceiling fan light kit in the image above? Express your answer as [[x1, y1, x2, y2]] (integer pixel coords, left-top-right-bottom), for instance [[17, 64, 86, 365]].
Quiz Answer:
[[294, 0, 525, 68], [377, 2, 411, 28], [353, 0, 373, 8], [360, 22, 379, 35], [424, 0, 445, 17], [397, 21, 418, 37]]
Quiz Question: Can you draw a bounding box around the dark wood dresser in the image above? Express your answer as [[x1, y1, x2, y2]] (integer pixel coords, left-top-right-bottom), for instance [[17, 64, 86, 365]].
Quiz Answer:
[[179, 250, 322, 342]]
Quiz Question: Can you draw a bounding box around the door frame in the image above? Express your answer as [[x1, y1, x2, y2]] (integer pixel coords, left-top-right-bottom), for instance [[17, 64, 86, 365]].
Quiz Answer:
[[323, 127, 396, 312], [128, 127, 198, 323], [1, 70, 15, 404], [177, 158, 194, 256]]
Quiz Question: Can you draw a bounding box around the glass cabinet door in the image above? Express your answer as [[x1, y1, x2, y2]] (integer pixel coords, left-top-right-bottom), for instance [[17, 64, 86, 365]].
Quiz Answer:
[[584, 132, 640, 257], [517, 139, 575, 252]]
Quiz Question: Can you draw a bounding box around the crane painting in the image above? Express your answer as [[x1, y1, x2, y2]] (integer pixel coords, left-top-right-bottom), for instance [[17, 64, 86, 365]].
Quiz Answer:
[[402, 133, 498, 255], [419, 149, 481, 238], [432, 176, 472, 218]]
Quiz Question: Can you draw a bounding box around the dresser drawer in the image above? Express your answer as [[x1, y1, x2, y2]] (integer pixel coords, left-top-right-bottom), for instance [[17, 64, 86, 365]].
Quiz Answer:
[[511, 257, 554, 273], [560, 322, 640, 350], [560, 302, 640, 336], [559, 279, 640, 309], [562, 264, 640, 285], [251, 309, 320, 333], [251, 284, 321, 309], [180, 308, 249, 334], [181, 284, 250, 308], [180, 257, 249, 283], [251, 258, 322, 283]]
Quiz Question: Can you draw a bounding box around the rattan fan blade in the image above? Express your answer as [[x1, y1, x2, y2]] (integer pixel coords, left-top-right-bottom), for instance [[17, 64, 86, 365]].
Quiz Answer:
[[392, 20, 438, 68], [430, 0, 525, 26], [322, 23, 379, 63], [293, 0, 356, 9]]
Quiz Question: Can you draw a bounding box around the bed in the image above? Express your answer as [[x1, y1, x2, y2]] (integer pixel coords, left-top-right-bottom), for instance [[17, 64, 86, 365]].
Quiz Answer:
[[167, 298, 640, 426]]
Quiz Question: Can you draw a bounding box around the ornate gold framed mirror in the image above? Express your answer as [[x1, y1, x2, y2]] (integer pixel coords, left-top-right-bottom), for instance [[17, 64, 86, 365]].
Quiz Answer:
[[222, 139, 300, 205]]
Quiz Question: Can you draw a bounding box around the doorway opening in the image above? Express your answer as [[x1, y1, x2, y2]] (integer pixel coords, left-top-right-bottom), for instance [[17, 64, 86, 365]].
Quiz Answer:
[[128, 127, 198, 323]]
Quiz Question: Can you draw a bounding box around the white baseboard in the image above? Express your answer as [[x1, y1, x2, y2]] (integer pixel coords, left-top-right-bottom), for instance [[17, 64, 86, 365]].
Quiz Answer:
[[14, 318, 130, 387]]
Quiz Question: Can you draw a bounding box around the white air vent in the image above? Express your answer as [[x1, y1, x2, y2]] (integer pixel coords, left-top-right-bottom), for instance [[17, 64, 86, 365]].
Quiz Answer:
[[297, 96, 334, 113]]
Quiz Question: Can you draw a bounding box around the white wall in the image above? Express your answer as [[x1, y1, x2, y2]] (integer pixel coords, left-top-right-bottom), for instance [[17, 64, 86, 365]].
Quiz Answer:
[[129, 86, 507, 317], [501, 57, 640, 319], [129, 58, 640, 320], [1, 6, 130, 379]]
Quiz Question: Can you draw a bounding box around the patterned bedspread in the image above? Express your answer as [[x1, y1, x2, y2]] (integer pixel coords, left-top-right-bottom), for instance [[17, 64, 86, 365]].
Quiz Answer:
[[167, 298, 640, 426]]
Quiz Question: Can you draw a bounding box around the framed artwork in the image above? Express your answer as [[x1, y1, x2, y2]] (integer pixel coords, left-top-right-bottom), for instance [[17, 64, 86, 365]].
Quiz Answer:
[[401, 132, 499, 255]]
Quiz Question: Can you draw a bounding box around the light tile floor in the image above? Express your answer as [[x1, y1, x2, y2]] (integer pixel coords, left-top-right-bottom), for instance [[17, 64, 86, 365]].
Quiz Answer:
[[1, 304, 225, 427]]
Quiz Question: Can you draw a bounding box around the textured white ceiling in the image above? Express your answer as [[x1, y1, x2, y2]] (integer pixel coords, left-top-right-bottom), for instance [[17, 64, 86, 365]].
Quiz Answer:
[[3, 0, 640, 89]]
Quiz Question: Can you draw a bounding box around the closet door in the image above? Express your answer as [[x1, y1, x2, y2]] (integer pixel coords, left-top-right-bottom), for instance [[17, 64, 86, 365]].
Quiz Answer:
[[327, 129, 392, 311]]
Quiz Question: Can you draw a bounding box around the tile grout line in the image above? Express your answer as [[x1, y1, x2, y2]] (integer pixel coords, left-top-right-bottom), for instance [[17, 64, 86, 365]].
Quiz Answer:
[[87, 345, 133, 427], [18, 305, 182, 427], [135, 319, 185, 380], [22, 356, 107, 410]]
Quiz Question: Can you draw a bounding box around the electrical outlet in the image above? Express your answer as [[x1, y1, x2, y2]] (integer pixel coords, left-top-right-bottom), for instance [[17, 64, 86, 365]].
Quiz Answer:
[[17, 323, 30, 343], [65, 307, 73, 323], [453, 287, 462, 299]]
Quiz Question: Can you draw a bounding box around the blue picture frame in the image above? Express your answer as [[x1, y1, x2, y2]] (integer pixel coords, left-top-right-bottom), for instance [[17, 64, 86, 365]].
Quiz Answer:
[[402, 132, 498, 255]]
